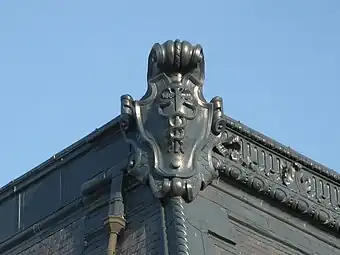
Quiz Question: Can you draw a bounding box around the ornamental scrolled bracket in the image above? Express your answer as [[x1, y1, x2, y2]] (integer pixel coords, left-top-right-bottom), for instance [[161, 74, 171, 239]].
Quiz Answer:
[[213, 135, 242, 163], [120, 40, 227, 202], [120, 94, 135, 132]]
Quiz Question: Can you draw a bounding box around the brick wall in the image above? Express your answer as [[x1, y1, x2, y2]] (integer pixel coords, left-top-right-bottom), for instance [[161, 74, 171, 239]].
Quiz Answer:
[[4, 207, 83, 255], [15, 221, 80, 255], [196, 182, 340, 255], [4, 179, 340, 255], [3, 190, 111, 255], [231, 219, 298, 255], [117, 181, 164, 255]]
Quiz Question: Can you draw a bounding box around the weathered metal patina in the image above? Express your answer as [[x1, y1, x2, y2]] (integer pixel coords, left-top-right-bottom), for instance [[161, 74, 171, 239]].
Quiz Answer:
[[120, 40, 229, 202]]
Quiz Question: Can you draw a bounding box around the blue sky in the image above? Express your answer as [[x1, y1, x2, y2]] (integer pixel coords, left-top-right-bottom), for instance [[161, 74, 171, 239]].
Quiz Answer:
[[0, 1, 339, 187]]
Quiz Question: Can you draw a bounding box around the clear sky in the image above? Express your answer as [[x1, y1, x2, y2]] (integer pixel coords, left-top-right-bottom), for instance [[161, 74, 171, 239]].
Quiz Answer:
[[0, 1, 339, 187]]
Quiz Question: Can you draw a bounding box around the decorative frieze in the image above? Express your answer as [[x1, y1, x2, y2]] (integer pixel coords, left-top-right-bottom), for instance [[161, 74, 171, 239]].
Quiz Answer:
[[224, 117, 340, 183], [212, 133, 340, 233]]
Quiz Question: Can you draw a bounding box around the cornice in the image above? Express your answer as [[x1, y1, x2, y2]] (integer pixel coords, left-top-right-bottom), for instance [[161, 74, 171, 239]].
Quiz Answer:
[[213, 148, 340, 236], [1, 107, 338, 203], [224, 116, 340, 183]]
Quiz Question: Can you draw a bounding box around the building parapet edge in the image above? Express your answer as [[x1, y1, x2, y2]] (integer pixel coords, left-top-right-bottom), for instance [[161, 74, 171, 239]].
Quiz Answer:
[[1, 113, 339, 214], [225, 116, 340, 184], [1, 111, 338, 204], [0, 117, 120, 200]]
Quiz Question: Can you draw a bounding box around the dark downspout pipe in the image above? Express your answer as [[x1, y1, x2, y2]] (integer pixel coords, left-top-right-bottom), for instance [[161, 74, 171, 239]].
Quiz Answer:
[[103, 174, 126, 255], [81, 166, 126, 255]]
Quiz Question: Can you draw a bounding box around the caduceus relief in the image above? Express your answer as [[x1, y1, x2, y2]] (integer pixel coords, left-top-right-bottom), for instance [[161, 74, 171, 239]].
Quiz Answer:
[[158, 86, 197, 168], [120, 40, 228, 201]]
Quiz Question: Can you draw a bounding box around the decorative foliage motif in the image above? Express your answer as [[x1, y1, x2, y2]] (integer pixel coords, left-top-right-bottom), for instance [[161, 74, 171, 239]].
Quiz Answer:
[[120, 40, 227, 202], [281, 162, 301, 186]]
